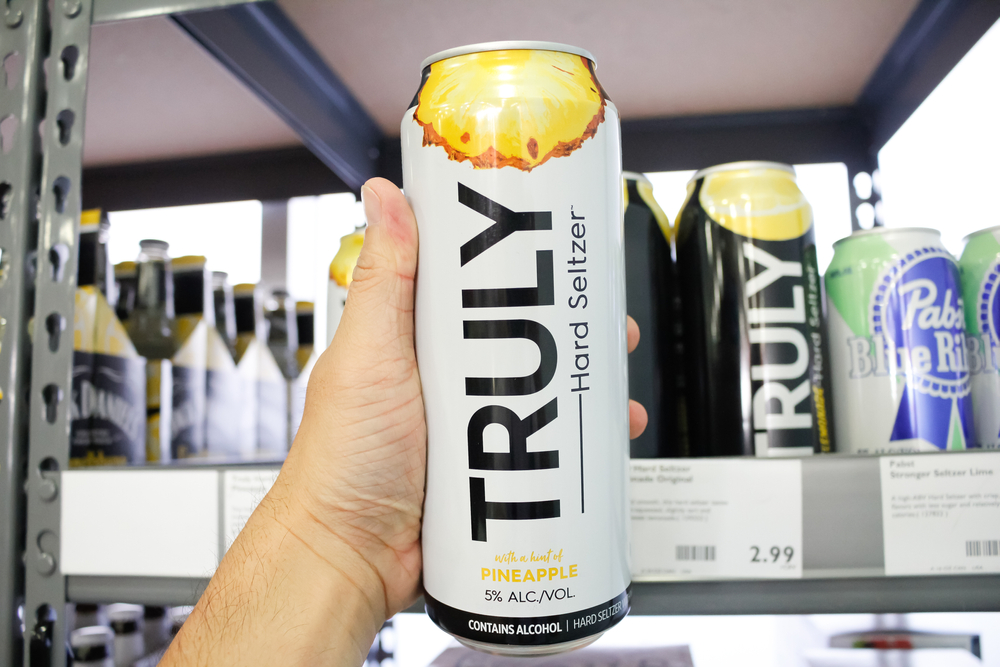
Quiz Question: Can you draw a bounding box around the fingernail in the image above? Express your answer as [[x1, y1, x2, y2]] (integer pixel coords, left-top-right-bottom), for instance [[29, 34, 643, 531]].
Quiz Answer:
[[361, 184, 382, 228]]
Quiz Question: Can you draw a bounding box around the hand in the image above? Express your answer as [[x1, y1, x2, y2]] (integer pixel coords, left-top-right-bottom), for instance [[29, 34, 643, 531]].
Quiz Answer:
[[162, 178, 647, 666]]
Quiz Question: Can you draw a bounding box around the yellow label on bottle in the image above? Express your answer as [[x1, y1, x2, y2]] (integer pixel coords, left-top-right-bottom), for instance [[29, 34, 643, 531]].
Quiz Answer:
[[295, 345, 314, 374], [329, 230, 365, 288], [94, 291, 139, 357], [146, 412, 161, 463], [74, 288, 98, 353], [69, 451, 128, 468]]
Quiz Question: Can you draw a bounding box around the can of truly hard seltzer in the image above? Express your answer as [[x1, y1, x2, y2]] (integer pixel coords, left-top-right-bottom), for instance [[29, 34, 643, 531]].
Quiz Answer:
[[959, 225, 1000, 449], [402, 42, 630, 655], [825, 227, 973, 454], [675, 162, 830, 457]]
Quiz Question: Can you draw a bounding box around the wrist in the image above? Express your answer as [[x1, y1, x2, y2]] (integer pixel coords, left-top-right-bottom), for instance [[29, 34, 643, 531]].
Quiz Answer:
[[263, 473, 391, 620], [163, 481, 387, 666], [273, 443, 424, 615]]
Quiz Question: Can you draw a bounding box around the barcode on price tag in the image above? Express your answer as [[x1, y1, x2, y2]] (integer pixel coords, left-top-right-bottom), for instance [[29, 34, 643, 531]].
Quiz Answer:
[[966, 540, 1000, 557], [676, 546, 716, 561], [630, 459, 802, 580]]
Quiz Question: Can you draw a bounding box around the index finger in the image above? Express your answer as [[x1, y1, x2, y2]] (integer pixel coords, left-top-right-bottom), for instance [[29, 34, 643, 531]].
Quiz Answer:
[[627, 315, 639, 354]]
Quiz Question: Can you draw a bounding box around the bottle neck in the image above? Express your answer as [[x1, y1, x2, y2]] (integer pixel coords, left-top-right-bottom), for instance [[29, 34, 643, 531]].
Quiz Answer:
[[78, 230, 114, 303], [135, 259, 174, 317], [214, 286, 237, 343]]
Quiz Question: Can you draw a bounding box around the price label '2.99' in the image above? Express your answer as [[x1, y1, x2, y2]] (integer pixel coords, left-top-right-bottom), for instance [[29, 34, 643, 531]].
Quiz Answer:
[[750, 545, 795, 564], [630, 459, 803, 580]]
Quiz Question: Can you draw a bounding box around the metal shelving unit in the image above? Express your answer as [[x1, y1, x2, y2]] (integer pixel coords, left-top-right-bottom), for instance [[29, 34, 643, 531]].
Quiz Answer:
[[3, 0, 1000, 664]]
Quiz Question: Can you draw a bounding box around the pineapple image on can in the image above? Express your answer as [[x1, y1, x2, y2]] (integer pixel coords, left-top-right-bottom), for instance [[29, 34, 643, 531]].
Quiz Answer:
[[412, 47, 607, 172], [959, 225, 1000, 449], [403, 42, 630, 655]]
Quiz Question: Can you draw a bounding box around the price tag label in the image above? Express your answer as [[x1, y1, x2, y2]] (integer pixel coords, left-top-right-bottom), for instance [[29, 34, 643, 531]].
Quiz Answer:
[[630, 459, 802, 580], [880, 452, 1000, 576], [222, 468, 281, 553]]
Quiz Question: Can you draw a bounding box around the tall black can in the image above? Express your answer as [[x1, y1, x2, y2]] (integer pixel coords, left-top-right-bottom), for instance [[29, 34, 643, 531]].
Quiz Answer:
[[623, 172, 685, 457], [675, 162, 831, 457]]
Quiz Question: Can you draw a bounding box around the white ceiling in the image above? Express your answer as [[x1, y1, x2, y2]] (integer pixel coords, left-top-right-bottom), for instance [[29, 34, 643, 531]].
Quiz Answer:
[[82, 0, 919, 167], [83, 16, 300, 166]]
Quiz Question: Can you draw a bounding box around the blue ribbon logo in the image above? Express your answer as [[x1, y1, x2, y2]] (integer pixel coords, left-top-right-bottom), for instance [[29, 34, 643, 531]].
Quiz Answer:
[[869, 246, 973, 450]]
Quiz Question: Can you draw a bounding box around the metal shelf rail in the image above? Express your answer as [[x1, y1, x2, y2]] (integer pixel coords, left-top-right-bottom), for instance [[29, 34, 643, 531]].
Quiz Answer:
[[53, 453, 1000, 616], [4, 0, 1000, 664]]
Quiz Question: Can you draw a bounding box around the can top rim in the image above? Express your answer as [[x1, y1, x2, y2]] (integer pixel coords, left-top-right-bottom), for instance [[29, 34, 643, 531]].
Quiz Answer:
[[70, 626, 114, 646], [421, 41, 596, 70], [690, 161, 795, 183], [962, 225, 1000, 243], [107, 603, 144, 621], [623, 171, 650, 184], [832, 226, 942, 248]]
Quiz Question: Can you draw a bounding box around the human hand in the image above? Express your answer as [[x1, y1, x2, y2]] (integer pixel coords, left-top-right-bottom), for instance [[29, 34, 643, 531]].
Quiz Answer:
[[163, 178, 646, 666], [280, 177, 646, 617]]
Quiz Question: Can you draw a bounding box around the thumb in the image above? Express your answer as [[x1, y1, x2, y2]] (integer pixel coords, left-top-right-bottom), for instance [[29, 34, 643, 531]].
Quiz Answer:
[[335, 178, 419, 356]]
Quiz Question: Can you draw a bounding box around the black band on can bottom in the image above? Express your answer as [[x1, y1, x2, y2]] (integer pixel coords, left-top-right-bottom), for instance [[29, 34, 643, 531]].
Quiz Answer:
[[424, 587, 630, 646]]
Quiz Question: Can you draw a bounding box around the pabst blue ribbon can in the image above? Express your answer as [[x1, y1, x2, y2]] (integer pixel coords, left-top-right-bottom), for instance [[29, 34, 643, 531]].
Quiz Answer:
[[825, 227, 974, 454], [401, 42, 630, 655], [959, 226, 1000, 449]]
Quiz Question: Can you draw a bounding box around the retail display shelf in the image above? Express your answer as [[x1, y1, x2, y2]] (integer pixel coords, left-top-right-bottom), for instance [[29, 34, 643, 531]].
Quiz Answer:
[[58, 450, 1000, 615], [68, 573, 1000, 616], [399, 573, 1000, 616]]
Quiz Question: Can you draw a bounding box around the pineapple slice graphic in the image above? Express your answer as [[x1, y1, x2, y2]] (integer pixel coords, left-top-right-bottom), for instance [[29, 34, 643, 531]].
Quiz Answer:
[[414, 49, 607, 171]]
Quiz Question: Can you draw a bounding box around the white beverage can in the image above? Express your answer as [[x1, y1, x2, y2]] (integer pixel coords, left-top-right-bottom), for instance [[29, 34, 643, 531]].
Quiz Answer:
[[402, 41, 631, 655], [958, 225, 1000, 449], [825, 227, 974, 453]]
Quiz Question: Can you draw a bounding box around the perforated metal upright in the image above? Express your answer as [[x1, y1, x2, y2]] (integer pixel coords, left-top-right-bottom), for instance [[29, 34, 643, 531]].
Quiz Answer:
[[1, 1, 47, 663], [22, 0, 93, 663]]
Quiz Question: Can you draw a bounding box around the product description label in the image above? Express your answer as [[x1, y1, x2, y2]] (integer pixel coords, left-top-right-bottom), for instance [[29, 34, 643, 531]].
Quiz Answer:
[[630, 459, 802, 579], [222, 469, 280, 552], [881, 452, 1000, 575]]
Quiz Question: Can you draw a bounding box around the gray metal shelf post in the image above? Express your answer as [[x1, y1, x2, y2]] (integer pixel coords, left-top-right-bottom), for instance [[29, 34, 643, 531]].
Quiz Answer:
[[23, 0, 94, 663], [0, 0, 47, 663]]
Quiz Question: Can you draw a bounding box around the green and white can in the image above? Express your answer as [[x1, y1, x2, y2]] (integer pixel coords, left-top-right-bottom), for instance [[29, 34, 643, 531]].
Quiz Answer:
[[825, 227, 974, 454], [959, 225, 1000, 449]]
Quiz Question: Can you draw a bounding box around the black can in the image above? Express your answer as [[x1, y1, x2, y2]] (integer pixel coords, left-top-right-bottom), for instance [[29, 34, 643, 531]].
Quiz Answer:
[[623, 172, 686, 457], [675, 162, 831, 457]]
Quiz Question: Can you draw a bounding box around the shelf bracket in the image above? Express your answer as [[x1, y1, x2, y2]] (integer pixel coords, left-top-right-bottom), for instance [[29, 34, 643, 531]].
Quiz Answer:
[[173, 2, 385, 192]]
